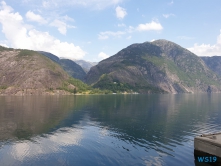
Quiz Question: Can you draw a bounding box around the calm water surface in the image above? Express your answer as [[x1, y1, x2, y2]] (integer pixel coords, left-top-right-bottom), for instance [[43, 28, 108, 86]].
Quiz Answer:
[[0, 94, 221, 166]]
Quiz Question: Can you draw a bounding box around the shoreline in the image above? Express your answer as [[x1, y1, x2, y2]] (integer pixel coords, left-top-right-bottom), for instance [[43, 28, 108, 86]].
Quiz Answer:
[[1, 91, 220, 96]]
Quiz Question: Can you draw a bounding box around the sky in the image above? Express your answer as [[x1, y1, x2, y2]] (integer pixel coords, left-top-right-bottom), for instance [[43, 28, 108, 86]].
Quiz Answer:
[[0, 0, 221, 62]]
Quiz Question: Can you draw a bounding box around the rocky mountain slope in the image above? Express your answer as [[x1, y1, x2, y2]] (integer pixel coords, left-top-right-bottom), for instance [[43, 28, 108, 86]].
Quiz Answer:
[[0, 47, 78, 95], [38, 51, 86, 81], [86, 40, 221, 93], [200, 56, 221, 76]]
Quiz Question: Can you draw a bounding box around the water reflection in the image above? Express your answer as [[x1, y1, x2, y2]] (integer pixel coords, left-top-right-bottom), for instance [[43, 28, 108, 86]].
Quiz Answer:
[[0, 96, 79, 141], [0, 94, 221, 166]]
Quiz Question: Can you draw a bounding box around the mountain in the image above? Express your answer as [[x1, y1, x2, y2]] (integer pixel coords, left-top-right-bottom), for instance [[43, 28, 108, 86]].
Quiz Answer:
[[86, 39, 221, 93], [59, 59, 87, 81], [38, 51, 60, 63], [74, 59, 98, 73], [200, 56, 221, 76], [0, 46, 84, 95], [38, 51, 86, 81]]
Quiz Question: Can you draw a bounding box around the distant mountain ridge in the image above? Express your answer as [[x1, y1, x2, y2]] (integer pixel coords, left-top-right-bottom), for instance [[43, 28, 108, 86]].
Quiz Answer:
[[38, 51, 86, 82], [86, 39, 221, 93], [200, 56, 221, 77], [74, 59, 98, 73]]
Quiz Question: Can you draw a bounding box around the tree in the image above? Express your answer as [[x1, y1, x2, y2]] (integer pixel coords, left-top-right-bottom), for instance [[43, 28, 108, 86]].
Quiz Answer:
[[73, 88, 77, 94]]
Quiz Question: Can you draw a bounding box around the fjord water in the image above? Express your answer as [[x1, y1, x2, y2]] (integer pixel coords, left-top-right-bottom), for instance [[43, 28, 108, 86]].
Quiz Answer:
[[0, 94, 221, 166]]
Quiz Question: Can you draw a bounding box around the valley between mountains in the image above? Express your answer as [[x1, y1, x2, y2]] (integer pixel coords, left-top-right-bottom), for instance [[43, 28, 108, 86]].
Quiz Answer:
[[1, 39, 221, 95]]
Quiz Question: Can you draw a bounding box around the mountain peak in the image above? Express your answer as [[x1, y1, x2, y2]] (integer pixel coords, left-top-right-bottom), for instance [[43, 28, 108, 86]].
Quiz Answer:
[[151, 39, 179, 46], [152, 39, 169, 42], [86, 40, 220, 93]]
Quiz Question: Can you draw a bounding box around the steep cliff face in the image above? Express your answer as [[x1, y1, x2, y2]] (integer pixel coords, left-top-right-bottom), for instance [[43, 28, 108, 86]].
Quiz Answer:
[[0, 47, 76, 95], [86, 40, 221, 93]]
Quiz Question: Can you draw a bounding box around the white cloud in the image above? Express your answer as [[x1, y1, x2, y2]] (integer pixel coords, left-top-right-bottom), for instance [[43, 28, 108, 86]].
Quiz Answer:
[[0, 39, 8, 47], [98, 33, 108, 40], [42, 0, 58, 8], [26, 11, 47, 24], [177, 36, 194, 40], [98, 31, 126, 40], [117, 23, 126, 27], [0, 1, 13, 12], [22, 0, 32, 2], [126, 36, 131, 40], [42, 1, 49, 8], [115, 6, 127, 19], [0, 1, 85, 60], [98, 21, 163, 40], [127, 26, 135, 33], [162, 13, 175, 18], [188, 30, 221, 56], [23, 0, 124, 10], [50, 19, 76, 35], [169, 0, 174, 5], [0, 43, 8, 47], [137, 21, 163, 31], [98, 52, 109, 60], [62, 15, 74, 22]]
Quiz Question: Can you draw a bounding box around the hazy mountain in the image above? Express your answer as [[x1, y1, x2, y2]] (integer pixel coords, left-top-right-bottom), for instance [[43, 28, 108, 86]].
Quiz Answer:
[[59, 59, 87, 81], [200, 56, 221, 76], [38, 51, 60, 63], [86, 39, 221, 93], [74, 59, 98, 73], [0, 47, 78, 95], [38, 51, 86, 81]]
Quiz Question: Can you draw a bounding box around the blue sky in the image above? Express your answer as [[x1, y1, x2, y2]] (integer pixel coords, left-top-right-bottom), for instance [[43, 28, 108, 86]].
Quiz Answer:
[[0, 0, 221, 61]]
